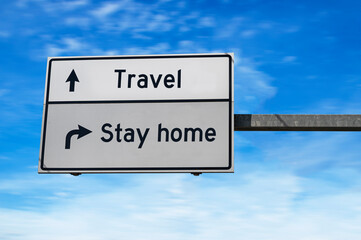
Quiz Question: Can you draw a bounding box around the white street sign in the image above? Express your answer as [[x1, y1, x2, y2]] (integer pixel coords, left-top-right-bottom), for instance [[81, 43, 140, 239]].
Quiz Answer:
[[39, 53, 234, 173]]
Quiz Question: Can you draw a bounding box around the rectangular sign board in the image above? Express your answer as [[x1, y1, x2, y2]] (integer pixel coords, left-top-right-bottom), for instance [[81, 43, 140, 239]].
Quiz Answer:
[[39, 53, 234, 173]]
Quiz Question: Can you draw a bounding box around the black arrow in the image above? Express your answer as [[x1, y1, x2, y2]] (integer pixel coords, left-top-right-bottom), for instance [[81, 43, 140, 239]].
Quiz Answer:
[[66, 69, 79, 92], [65, 125, 92, 149]]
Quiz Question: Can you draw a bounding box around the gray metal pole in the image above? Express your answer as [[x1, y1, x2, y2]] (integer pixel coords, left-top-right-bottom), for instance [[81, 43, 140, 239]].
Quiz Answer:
[[234, 114, 361, 131]]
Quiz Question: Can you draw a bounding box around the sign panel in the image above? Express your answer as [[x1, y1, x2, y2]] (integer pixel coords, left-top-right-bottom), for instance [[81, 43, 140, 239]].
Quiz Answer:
[[48, 56, 231, 101], [39, 53, 233, 173]]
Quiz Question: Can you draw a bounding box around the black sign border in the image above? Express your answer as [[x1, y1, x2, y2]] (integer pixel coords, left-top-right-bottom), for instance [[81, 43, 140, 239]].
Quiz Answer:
[[40, 54, 233, 172]]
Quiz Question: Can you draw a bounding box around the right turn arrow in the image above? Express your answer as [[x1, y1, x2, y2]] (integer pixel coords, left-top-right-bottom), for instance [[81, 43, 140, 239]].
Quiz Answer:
[[65, 125, 92, 149]]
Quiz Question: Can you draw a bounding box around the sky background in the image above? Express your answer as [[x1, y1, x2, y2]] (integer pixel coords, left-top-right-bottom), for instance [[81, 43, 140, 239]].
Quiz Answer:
[[0, 0, 361, 239]]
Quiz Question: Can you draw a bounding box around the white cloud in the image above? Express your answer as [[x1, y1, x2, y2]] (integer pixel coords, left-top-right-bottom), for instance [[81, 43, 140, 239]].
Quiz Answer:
[[65, 17, 91, 28], [198, 17, 215, 28], [91, 2, 123, 19], [175, 40, 207, 53], [282, 55, 297, 63], [84, 0, 178, 34], [0, 89, 9, 97], [234, 53, 277, 112], [46, 0, 89, 11], [241, 29, 257, 38], [56, 1, 215, 35], [0, 86, 43, 128], [258, 21, 273, 29], [124, 43, 170, 55], [45, 38, 86, 56], [0, 169, 361, 239], [44, 37, 119, 57], [62, 0, 89, 10], [17, 0, 89, 11], [261, 132, 361, 175], [16, 0, 37, 8], [0, 31, 10, 38], [217, 17, 245, 38], [284, 25, 300, 33], [0, 156, 10, 160], [137, 14, 173, 32]]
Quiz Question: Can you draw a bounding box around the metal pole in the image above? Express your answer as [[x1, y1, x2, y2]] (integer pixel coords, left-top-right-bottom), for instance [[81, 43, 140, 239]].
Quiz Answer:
[[234, 114, 361, 131]]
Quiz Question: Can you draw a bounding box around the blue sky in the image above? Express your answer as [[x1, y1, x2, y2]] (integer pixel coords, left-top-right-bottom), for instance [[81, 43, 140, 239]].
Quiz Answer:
[[0, 0, 361, 239]]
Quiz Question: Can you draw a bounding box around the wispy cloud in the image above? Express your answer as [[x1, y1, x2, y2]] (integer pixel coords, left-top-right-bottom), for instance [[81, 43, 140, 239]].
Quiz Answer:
[[16, 0, 89, 11], [60, 0, 89, 10], [65, 17, 90, 28], [44, 37, 119, 57], [241, 29, 257, 38], [0, 169, 360, 239], [198, 16, 216, 28], [124, 43, 170, 55], [0, 156, 10, 160], [217, 17, 245, 39], [261, 132, 361, 175], [234, 52, 277, 112], [91, 1, 122, 19], [0, 87, 42, 125], [0, 31, 10, 38], [45, 38, 86, 56], [0, 89, 9, 97], [282, 56, 297, 63]]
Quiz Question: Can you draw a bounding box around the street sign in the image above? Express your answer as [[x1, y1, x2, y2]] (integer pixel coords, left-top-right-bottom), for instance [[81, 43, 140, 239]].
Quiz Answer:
[[39, 53, 234, 173]]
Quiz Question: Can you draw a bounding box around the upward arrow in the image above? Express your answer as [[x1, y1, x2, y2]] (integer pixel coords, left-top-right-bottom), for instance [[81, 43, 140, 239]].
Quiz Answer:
[[66, 69, 79, 92]]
